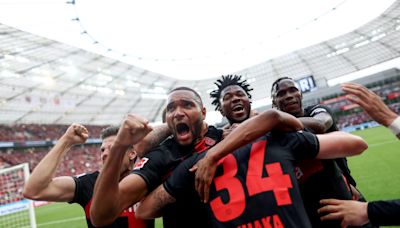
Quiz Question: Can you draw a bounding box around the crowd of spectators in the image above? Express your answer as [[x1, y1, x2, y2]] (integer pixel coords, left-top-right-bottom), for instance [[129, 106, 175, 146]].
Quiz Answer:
[[321, 79, 400, 130], [0, 124, 106, 142], [0, 144, 101, 176]]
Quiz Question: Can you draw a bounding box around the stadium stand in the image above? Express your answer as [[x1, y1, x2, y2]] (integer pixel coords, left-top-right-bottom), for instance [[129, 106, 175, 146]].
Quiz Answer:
[[0, 124, 106, 142]]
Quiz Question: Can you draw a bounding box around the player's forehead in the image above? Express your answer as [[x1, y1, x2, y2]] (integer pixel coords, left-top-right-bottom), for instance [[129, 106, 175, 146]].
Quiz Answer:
[[276, 79, 297, 90], [220, 85, 246, 98], [100, 135, 116, 149], [167, 90, 198, 105]]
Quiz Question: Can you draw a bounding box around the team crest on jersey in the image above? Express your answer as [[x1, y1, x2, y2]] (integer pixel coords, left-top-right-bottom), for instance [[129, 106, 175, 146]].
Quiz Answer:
[[204, 137, 216, 146], [133, 157, 149, 170]]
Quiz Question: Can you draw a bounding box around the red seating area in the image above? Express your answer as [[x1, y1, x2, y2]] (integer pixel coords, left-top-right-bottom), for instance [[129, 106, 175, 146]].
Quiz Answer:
[[0, 124, 106, 142], [0, 145, 101, 176]]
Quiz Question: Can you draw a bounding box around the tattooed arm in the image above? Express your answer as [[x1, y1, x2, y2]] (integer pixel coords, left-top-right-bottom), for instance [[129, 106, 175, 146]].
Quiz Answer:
[[136, 184, 176, 219], [134, 123, 171, 158]]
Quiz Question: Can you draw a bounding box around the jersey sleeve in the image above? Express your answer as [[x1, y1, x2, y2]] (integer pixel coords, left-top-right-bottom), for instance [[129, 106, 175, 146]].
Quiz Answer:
[[131, 148, 170, 192], [286, 131, 320, 160], [368, 199, 400, 226], [69, 172, 96, 206], [163, 153, 204, 199], [305, 104, 331, 117]]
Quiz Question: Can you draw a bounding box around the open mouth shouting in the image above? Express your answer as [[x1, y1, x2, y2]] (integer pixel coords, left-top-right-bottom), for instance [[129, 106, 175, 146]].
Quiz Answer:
[[175, 122, 192, 144], [232, 104, 245, 114]]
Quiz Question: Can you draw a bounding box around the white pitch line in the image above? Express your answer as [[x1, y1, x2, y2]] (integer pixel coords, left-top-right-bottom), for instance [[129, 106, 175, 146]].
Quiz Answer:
[[36, 216, 85, 227], [367, 139, 399, 148]]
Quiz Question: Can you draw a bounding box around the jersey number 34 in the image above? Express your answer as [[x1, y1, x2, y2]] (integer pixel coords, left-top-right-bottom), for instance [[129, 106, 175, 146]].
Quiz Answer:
[[210, 140, 293, 222]]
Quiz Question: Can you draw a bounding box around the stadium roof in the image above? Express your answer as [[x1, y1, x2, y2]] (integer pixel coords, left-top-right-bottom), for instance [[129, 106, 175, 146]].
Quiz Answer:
[[0, 0, 400, 125]]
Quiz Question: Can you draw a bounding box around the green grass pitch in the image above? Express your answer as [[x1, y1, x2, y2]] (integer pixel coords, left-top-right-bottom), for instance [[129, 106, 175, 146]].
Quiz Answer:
[[24, 126, 400, 227]]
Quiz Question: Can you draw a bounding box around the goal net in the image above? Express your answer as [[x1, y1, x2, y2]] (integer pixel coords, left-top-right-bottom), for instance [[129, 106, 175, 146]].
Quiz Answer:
[[0, 163, 36, 228]]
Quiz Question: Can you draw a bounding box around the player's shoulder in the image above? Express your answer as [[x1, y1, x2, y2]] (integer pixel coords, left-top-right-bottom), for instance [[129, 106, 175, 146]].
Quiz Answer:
[[304, 104, 331, 116], [207, 125, 223, 140], [74, 170, 99, 180]]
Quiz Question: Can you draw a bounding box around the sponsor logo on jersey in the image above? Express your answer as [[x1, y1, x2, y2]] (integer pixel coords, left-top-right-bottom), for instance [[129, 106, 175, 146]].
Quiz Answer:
[[204, 137, 216, 146], [133, 157, 149, 170]]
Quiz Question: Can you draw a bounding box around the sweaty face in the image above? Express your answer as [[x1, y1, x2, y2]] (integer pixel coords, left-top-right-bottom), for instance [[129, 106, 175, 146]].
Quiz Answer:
[[220, 85, 251, 124], [166, 90, 205, 146], [100, 135, 134, 176], [272, 79, 304, 117]]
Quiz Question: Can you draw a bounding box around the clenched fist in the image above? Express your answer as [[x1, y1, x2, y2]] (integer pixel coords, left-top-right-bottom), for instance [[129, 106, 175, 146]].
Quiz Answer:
[[115, 114, 153, 147], [61, 123, 89, 146]]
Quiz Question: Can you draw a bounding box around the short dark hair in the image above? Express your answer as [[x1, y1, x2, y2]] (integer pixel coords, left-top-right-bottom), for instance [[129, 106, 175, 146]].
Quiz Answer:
[[161, 107, 167, 123], [100, 126, 119, 140], [210, 75, 253, 111], [270, 76, 294, 98], [169, 87, 203, 106]]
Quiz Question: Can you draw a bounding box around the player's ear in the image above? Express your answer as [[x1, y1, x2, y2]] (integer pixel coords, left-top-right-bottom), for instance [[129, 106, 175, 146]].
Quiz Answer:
[[219, 107, 225, 116], [201, 107, 206, 120], [128, 147, 137, 161]]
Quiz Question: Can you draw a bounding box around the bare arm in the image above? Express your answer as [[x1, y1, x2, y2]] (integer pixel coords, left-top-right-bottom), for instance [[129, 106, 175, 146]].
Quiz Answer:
[[23, 124, 88, 202], [299, 111, 333, 134], [136, 184, 176, 219], [134, 123, 170, 158], [316, 131, 367, 159], [193, 109, 303, 202], [91, 114, 152, 226]]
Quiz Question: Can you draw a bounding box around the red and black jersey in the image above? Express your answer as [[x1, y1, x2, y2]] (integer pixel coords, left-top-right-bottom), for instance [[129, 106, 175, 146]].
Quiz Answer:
[[70, 171, 153, 228], [164, 131, 319, 228], [302, 104, 355, 228], [304, 104, 356, 186], [131, 126, 223, 228]]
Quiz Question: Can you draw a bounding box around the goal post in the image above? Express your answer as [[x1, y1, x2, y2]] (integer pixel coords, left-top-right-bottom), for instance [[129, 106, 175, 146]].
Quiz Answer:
[[0, 163, 36, 228]]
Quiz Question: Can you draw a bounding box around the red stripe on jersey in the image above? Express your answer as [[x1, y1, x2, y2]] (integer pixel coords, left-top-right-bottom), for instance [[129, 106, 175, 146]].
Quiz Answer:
[[296, 159, 324, 184], [84, 198, 148, 228]]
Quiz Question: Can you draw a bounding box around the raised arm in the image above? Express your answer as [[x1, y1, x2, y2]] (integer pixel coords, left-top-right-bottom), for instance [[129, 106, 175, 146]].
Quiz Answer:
[[342, 82, 399, 138], [134, 123, 170, 158], [23, 124, 88, 202], [90, 114, 152, 226], [193, 109, 303, 202], [316, 131, 367, 159], [341, 82, 397, 126]]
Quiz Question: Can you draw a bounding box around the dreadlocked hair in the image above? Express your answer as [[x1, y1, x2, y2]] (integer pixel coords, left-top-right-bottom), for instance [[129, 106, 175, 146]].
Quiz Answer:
[[271, 76, 294, 97], [210, 75, 253, 111]]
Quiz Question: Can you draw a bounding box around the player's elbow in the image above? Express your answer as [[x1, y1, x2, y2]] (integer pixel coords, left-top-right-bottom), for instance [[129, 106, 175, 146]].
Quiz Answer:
[[22, 186, 41, 200], [348, 135, 368, 156], [90, 215, 114, 227], [90, 208, 115, 227], [135, 207, 152, 220], [135, 205, 160, 220]]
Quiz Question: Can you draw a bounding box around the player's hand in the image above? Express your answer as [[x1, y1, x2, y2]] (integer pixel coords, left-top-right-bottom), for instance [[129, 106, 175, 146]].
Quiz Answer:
[[342, 83, 398, 126], [319, 199, 369, 228], [190, 155, 218, 203], [274, 110, 304, 132], [250, 109, 259, 117], [61, 123, 89, 146], [222, 124, 239, 139], [115, 114, 153, 147]]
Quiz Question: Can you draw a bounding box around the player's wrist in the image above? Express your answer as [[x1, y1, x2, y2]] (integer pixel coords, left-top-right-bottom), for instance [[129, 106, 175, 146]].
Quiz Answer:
[[388, 116, 400, 137], [58, 136, 75, 147]]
